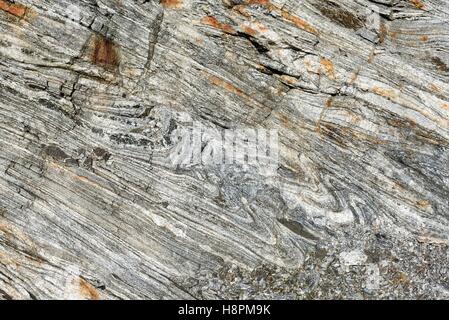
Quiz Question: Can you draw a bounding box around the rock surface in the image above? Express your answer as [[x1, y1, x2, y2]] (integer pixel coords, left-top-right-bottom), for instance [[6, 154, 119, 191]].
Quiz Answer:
[[0, 0, 448, 299]]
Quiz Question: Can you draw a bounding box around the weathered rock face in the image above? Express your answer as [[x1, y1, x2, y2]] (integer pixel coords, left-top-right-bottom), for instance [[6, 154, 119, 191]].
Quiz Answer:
[[0, 0, 448, 299]]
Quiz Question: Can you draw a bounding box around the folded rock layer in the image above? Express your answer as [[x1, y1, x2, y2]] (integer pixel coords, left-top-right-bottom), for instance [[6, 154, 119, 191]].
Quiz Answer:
[[0, 0, 448, 299]]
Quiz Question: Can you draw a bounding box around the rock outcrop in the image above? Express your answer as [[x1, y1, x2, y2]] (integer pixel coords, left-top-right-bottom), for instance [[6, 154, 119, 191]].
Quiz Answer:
[[0, 0, 448, 299]]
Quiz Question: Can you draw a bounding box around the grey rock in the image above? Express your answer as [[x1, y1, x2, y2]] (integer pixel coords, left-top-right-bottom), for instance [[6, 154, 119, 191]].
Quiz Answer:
[[0, 0, 448, 299]]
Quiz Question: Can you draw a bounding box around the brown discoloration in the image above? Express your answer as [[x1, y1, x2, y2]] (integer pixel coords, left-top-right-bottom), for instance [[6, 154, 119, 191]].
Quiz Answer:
[[90, 35, 120, 69], [431, 56, 449, 72], [201, 16, 237, 35], [428, 84, 440, 93], [0, 221, 43, 264], [411, 0, 425, 9], [303, 58, 314, 73], [350, 114, 362, 125], [367, 50, 376, 64], [255, 64, 270, 74], [208, 75, 245, 97], [348, 72, 359, 84], [389, 31, 398, 40], [315, 2, 364, 30], [319, 124, 351, 147], [243, 0, 319, 35], [356, 131, 387, 145], [278, 8, 319, 35], [48, 161, 113, 191], [387, 118, 418, 131], [79, 278, 100, 300], [233, 5, 251, 17], [392, 271, 410, 285], [379, 23, 388, 44], [441, 104, 449, 110], [320, 58, 335, 80], [279, 113, 293, 129], [42, 145, 70, 161], [340, 124, 386, 145], [253, 22, 268, 33], [0, 222, 32, 245], [372, 86, 398, 99], [279, 75, 298, 86], [0, 0, 27, 18], [0, 222, 13, 240], [242, 21, 269, 35], [195, 37, 204, 44], [160, 0, 183, 9], [242, 26, 258, 36], [416, 199, 430, 208], [0, 252, 20, 268], [420, 35, 429, 42], [246, 0, 269, 4]]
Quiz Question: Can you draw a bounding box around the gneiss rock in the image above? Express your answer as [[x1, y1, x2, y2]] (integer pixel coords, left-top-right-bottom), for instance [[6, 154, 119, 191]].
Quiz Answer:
[[0, 0, 448, 299]]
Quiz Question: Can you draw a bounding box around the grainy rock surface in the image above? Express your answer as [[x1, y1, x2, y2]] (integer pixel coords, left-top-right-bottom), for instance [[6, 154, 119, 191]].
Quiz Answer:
[[0, 0, 448, 299]]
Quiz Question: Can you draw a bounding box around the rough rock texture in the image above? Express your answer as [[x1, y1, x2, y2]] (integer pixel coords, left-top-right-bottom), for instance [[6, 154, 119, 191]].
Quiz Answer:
[[0, 0, 448, 299]]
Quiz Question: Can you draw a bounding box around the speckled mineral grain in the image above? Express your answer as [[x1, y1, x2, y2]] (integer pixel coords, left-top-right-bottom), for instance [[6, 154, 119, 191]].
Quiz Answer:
[[0, 0, 448, 300]]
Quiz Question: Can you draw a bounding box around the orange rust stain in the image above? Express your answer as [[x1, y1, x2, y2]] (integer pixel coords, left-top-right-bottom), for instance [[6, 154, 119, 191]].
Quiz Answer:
[[417, 199, 430, 208], [91, 35, 120, 69], [420, 35, 429, 42], [160, 0, 183, 9], [242, 26, 257, 36], [201, 16, 237, 35], [79, 278, 100, 300], [48, 161, 111, 191], [254, 22, 268, 33], [0, 0, 27, 18], [441, 104, 449, 110], [372, 86, 398, 99], [411, 0, 425, 9], [279, 75, 298, 86], [208, 75, 245, 97], [244, 21, 269, 34], [245, 0, 270, 4], [243, 0, 318, 35], [320, 58, 335, 80], [278, 8, 319, 35]]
